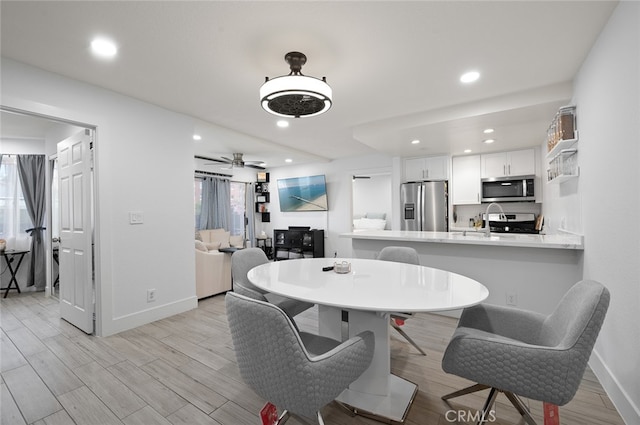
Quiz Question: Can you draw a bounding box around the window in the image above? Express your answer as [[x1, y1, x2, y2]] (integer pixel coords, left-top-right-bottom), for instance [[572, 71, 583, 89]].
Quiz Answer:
[[0, 156, 32, 250], [194, 177, 247, 237], [194, 178, 203, 229], [229, 181, 246, 236]]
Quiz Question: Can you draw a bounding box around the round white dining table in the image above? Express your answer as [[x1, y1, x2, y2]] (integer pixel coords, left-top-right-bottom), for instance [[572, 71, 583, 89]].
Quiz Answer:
[[248, 257, 489, 423]]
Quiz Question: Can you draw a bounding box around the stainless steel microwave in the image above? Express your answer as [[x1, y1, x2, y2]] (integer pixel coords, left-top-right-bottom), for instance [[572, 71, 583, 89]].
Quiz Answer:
[[481, 175, 535, 202]]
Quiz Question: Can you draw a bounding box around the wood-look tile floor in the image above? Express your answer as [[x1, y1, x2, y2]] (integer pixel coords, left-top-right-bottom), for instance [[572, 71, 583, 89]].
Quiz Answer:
[[0, 292, 624, 425]]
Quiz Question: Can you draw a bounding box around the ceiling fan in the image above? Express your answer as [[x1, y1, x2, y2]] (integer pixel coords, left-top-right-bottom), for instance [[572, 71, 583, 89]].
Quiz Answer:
[[195, 153, 266, 170]]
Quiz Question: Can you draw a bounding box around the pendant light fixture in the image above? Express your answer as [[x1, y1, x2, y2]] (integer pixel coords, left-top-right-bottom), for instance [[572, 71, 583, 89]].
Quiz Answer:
[[260, 52, 332, 118]]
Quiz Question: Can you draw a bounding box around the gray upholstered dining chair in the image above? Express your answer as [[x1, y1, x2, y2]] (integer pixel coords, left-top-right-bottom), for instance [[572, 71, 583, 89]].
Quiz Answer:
[[225, 291, 375, 425], [376, 246, 426, 355], [441, 280, 610, 425], [231, 247, 313, 317]]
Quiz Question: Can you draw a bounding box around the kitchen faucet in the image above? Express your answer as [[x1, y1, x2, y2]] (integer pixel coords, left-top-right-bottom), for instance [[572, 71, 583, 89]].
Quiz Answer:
[[483, 202, 506, 237]]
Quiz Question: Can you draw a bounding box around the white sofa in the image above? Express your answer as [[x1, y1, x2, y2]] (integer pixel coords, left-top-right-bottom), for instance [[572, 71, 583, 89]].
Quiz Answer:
[[195, 229, 244, 299]]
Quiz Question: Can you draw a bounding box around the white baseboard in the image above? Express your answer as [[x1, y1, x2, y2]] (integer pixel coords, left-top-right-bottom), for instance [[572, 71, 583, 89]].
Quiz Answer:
[[589, 348, 639, 425], [102, 296, 198, 336]]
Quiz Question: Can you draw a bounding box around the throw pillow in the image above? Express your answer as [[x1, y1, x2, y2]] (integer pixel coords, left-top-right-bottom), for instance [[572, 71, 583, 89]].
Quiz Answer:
[[229, 235, 244, 248], [205, 241, 221, 251], [195, 240, 208, 252], [365, 212, 387, 220], [217, 231, 231, 249]]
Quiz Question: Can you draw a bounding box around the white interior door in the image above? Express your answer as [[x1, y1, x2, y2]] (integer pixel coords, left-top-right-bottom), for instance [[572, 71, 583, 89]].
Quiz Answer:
[[57, 129, 94, 334]]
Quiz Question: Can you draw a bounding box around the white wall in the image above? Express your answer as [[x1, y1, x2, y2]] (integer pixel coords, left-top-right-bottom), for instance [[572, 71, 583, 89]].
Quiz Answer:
[[544, 3, 640, 423], [2, 58, 199, 336], [1, 139, 45, 154]]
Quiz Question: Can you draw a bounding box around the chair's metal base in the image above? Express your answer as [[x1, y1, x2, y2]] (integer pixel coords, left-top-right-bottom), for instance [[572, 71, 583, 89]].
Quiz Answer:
[[390, 320, 427, 356], [442, 383, 538, 425], [336, 374, 418, 424]]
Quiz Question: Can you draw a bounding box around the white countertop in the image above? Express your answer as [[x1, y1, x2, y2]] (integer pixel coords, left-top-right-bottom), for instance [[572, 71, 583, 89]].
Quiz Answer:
[[340, 229, 584, 250]]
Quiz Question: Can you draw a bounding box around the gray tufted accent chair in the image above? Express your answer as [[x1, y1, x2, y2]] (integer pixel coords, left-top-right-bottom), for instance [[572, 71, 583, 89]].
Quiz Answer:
[[225, 292, 375, 424], [441, 280, 610, 425], [231, 247, 313, 317], [376, 246, 426, 356]]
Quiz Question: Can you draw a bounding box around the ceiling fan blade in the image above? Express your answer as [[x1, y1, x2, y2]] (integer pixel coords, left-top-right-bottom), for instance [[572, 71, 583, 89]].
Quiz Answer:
[[246, 163, 266, 170], [221, 156, 233, 162]]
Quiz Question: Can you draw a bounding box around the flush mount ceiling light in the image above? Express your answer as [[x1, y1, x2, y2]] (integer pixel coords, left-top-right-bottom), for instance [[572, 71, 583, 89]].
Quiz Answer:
[[90, 37, 117, 58], [460, 70, 480, 83], [260, 52, 332, 118]]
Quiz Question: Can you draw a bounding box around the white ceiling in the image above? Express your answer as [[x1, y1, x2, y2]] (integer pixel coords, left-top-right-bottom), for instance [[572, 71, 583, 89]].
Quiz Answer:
[[1, 1, 617, 168]]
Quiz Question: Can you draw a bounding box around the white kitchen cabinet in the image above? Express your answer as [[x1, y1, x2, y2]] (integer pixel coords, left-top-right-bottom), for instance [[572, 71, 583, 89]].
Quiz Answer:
[[481, 149, 535, 178], [452, 155, 481, 205], [404, 155, 450, 181]]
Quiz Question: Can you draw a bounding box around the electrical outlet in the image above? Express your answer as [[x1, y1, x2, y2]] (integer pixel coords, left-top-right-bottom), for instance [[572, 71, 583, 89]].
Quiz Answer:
[[506, 291, 517, 306], [147, 289, 156, 303]]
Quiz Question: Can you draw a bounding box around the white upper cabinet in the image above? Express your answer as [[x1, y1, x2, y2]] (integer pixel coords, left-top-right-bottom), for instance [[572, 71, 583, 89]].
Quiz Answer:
[[404, 155, 450, 181], [481, 149, 535, 178], [452, 155, 481, 205]]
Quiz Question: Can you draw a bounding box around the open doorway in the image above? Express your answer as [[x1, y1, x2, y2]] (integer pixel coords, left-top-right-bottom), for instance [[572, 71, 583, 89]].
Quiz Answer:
[[351, 171, 392, 231], [1, 107, 97, 334], [50, 156, 60, 299]]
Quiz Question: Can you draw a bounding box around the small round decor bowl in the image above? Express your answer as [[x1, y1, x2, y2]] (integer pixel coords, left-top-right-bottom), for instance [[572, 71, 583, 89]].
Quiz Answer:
[[334, 261, 351, 274]]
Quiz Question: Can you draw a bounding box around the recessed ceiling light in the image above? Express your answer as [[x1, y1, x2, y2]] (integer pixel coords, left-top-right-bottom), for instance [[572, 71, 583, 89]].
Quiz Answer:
[[483, 139, 495, 144], [460, 71, 480, 83], [285, 158, 293, 163], [464, 149, 472, 153], [277, 120, 289, 128], [91, 37, 117, 58], [411, 139, 420, 145], [483, 128, 494, 134], [192, 134, 202, 141]]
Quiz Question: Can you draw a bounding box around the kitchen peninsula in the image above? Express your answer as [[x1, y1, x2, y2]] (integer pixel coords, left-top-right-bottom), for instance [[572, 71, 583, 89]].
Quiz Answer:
[[340, 230, 584, 316]]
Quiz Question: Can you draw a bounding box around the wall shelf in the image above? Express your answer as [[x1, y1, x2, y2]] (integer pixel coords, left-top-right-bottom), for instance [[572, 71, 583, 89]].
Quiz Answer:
[[546, 135, 578, 159], [546, 105, 579, 184], [255, 173, 270, 222], [548, 172, 579, 184]]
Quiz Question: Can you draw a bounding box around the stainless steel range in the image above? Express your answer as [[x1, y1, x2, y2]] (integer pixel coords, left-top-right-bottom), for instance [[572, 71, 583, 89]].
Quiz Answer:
[[482, 212, 540, 234]]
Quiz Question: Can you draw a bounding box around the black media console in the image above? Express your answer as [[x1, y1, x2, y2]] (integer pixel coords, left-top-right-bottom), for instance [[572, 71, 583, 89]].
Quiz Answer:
[[273, 227, 324, 260]]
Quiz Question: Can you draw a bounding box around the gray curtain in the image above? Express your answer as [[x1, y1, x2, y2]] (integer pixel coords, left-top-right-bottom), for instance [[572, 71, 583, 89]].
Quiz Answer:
[[17, 154, 47, 290], [198, 177, 231, 230], [245, 183, 256, 247]]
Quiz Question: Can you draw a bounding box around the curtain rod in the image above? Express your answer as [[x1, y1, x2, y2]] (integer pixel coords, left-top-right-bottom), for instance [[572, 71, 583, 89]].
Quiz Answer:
[[195, 169, 232, 179], [195, 170, 254, 185]]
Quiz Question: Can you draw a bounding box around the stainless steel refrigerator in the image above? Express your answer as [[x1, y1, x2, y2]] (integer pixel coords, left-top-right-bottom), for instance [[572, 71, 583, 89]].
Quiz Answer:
[[401, 181, 448, 231]]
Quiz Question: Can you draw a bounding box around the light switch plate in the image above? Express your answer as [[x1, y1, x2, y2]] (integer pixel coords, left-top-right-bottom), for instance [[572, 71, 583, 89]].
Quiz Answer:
[[129, 211, 144, 224]]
